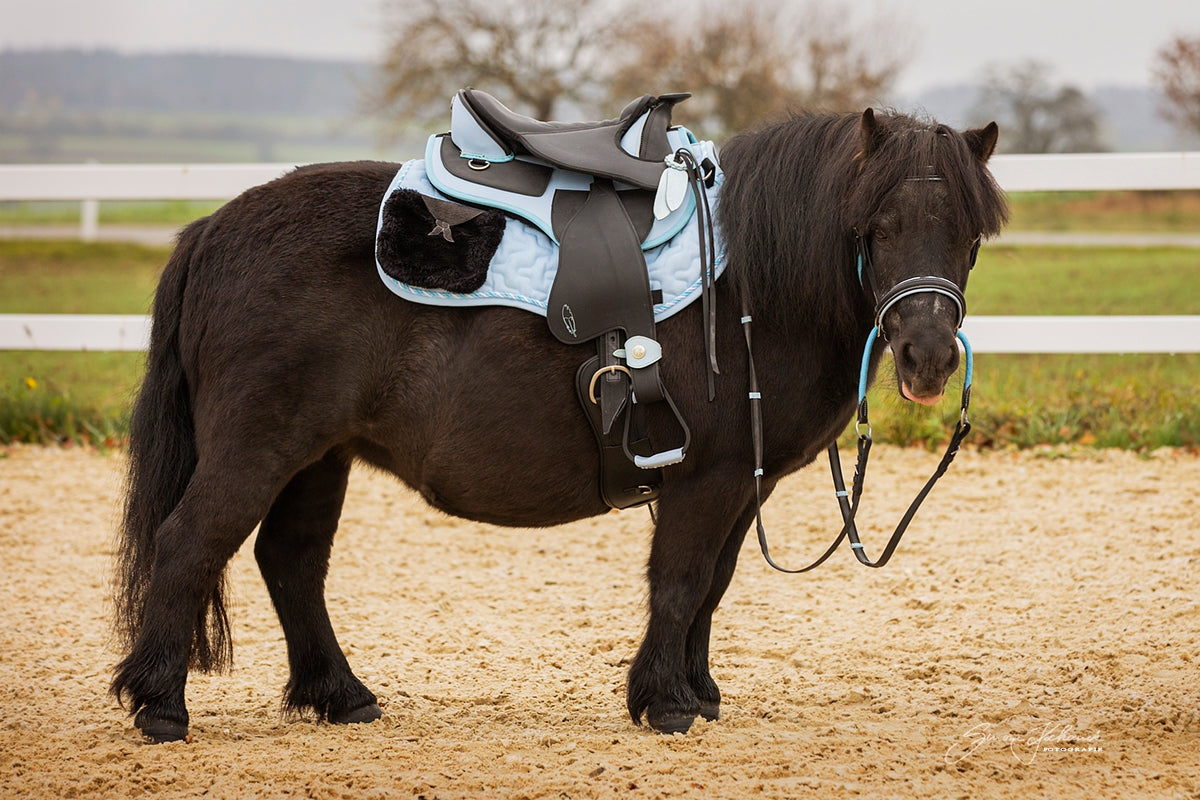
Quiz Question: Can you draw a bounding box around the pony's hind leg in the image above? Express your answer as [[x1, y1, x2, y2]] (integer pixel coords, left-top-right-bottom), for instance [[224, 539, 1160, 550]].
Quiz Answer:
[[112, 458, 287, 742], [254, 448, 381, 725]]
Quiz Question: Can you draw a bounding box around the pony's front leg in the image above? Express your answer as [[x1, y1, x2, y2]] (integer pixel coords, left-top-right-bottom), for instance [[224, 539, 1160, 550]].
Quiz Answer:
[[626, 473, 749, 734], [682, 503, 757, 723]]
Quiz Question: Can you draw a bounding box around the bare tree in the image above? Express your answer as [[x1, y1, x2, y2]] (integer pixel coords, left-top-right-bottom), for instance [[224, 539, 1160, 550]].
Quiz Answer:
[[607, 0, 911, 138], [373, 0, 909, 141], [969, 61, 1106, 153], [374, 0, 647, 128], [1153, 34, 1200, 137]]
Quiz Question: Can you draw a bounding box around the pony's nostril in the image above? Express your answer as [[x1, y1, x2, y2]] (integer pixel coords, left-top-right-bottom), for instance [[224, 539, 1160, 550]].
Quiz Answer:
[[943, 343, 960, 373], [898, 342, 918, 372]]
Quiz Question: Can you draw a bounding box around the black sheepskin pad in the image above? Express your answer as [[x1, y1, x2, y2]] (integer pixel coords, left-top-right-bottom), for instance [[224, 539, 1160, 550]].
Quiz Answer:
[[376, 189, 506, 293]]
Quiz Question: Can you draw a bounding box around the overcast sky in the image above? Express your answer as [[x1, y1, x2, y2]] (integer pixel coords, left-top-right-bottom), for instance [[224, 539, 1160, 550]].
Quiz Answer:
[[2, 0, 1200, 95]]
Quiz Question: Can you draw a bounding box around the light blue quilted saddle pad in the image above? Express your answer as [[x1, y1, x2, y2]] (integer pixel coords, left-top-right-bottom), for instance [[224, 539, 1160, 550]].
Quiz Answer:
[[374, 140, 725, 324]]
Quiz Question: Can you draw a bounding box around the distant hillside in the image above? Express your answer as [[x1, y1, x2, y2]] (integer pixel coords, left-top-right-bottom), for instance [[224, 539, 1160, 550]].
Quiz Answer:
[[1, 48, 1196, 160], [0, 49, 430, 163], [0, 48, 371, 116]]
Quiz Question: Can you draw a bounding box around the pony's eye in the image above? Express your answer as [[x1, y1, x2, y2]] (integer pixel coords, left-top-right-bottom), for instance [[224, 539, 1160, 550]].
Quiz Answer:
[[873, 228, 888, 241]]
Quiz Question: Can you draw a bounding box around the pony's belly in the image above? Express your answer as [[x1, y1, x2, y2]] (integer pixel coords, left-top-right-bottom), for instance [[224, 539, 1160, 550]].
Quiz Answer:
[[414, 467, 607, 528]]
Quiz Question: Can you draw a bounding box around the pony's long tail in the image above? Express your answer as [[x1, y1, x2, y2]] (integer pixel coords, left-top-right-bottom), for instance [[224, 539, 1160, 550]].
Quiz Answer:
[[112, 217, 232, 681]]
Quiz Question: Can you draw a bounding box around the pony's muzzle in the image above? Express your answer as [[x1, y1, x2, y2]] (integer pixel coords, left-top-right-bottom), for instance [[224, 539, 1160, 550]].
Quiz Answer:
[[893, 332, 960, 404]]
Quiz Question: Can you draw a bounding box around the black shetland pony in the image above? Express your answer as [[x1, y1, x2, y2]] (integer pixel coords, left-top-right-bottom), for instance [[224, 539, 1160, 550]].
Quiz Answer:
[[112, 108, 1006, 742]]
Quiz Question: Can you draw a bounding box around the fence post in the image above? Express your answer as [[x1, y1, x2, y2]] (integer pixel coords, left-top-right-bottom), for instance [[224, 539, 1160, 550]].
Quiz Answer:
[[79, 159, 99, 241], [80, 198, 99, 241]]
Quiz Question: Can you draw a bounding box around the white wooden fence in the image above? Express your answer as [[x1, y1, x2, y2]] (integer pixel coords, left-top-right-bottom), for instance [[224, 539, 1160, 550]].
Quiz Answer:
[[1, 153, 1199, 353]]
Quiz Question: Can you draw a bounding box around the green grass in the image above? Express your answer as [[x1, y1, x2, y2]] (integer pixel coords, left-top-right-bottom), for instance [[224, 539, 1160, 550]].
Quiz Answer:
[[860, 352, 1200, 451], [968, 245, 1200, 315], [0, 240, 165, 313], [854, 243, 1200, 451], [0, 353, 137, 448], [1, 237, 1199, 450], [1005, 190, 1200, 233], [0, 241, 163, 445], [0, 200, 225, 226]]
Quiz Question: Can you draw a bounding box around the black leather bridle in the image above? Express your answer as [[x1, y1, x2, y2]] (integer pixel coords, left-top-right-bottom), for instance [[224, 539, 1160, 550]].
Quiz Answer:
[[741, 230, 979, 572]]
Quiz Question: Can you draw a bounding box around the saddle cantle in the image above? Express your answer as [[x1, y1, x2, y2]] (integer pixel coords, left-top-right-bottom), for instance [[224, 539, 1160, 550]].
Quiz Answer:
[[452, 88, 690, 188], [376, 89, 722, 508], [427, 89, 702, 249]]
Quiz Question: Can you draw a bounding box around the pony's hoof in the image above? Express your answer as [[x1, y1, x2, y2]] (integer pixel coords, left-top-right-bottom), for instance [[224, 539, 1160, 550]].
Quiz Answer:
[[647, 709, 696, 735], [698, 700, 720, 721], [135, 713, 189, 744], [331, 703, 382, 725]]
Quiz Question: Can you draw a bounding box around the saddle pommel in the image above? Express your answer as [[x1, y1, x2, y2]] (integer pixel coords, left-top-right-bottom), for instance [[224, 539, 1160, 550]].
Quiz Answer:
[[453, 88, 691, 190]]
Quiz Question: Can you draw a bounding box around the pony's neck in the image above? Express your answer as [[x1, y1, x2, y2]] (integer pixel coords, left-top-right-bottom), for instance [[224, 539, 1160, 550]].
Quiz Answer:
[[717, 115, 872, 338]]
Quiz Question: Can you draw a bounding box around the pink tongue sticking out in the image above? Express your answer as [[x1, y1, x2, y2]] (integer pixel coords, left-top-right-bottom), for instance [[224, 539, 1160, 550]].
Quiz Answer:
[[901, 381, 943, 406]]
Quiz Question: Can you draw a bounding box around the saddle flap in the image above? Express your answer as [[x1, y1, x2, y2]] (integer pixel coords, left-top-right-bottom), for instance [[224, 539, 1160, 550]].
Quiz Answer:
[[546, 180, 654, 344], [550, 189, 654, 244]]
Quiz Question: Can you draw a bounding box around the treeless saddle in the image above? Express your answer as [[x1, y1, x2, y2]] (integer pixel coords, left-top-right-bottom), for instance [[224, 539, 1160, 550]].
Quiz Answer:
[[376, 89, 721, 509]]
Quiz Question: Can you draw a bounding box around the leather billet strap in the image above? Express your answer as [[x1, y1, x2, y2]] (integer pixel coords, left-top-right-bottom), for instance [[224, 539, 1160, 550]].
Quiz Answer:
[[598, 329, 627, 436], [672, 147, 720, 400]]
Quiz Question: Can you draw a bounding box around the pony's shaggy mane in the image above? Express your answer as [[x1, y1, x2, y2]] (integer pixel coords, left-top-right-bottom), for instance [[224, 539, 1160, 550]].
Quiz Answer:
[[718, 110, 1008, 332]]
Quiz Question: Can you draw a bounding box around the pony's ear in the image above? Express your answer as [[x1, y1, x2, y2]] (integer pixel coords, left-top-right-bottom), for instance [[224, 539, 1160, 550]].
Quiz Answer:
[[859, 108, 887, 157], [964, 122, 999, 163]]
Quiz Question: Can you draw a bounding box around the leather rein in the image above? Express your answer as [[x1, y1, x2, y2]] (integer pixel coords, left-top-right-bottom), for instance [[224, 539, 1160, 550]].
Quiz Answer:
[[741, 231, 979, 572]]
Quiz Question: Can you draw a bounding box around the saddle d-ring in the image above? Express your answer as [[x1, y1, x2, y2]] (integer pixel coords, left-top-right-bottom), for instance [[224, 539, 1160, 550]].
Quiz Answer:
[[467, 159, 491, 171], [587, 365, 632, 404]]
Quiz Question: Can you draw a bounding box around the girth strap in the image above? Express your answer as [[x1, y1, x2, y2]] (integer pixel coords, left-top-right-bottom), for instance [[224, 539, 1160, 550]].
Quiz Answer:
[[598, 329, 627, 435]]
